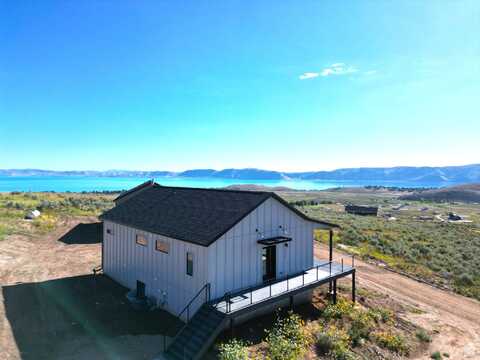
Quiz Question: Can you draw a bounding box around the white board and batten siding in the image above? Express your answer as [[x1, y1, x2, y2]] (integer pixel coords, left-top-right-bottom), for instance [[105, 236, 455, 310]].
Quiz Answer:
[[206, 197, 317, 300], [103, 196, 322, 318], [103, 220, 208, 317]]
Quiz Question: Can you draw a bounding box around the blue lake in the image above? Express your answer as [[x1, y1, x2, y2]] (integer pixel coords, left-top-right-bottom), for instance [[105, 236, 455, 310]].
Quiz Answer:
[[0, 176, 454, 192]]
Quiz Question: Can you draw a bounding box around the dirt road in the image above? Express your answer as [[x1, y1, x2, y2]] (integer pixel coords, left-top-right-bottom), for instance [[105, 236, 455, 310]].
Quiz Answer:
[[315, 243, 480, 359]]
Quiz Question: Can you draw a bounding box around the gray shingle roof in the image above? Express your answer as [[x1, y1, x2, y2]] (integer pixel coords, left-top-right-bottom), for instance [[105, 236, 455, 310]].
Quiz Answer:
[[101, 184, 337, 246]]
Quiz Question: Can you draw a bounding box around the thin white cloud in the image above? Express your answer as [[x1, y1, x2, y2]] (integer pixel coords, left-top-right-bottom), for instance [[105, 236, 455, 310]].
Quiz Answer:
[[299, 63, 357, 80], [364, 70, 377, 75], [322, 63, 357, 76], [299, 72, 320, 80], [320, 68, 335, 76]]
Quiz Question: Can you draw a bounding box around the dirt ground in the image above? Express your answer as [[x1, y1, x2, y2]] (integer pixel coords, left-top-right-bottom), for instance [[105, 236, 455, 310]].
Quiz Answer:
[[0, 218, 179, 360], [315, 243, 480, 359], [2, 219, 480, 359]]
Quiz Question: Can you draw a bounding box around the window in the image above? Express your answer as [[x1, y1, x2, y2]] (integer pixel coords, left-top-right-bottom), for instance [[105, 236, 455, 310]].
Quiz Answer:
[[136, 234, 147, 246], [155, 240, 169, 254], [186, 252, 193, 276], [106, 228, 113, 235]]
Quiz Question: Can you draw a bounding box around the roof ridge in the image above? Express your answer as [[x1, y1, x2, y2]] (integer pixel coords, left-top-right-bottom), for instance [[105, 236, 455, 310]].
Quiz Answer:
[[114, 179, 155, 201], [154, 183, 274, 196]]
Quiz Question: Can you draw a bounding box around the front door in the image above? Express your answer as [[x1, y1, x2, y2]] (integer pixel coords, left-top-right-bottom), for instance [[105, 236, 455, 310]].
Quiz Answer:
[[262, 245, 276, 282]]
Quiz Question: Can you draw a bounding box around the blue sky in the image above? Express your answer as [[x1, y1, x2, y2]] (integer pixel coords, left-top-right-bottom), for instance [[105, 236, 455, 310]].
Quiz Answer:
[[1, 1, 479, 171]]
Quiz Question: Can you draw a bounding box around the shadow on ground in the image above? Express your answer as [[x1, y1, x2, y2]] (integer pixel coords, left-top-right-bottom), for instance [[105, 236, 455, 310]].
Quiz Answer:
[[58, 222, 103, 244], [3, 275, 181, 359]]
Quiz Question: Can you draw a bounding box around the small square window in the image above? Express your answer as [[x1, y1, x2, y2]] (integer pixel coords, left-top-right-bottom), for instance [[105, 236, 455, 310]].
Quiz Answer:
[[136, 234, 147, 246], [186, 252, 193, 276], [155, 240, 169, 254], [106, 228, 113, 235]]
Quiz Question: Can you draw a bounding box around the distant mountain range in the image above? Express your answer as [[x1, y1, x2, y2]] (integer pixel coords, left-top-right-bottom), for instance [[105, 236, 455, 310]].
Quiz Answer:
[[1, 164, 480, 183]]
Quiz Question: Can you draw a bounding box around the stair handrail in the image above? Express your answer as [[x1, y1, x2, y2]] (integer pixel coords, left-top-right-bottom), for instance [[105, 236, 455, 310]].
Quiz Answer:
[[178, 282, 211, 323], [163, 282, 211, 352]]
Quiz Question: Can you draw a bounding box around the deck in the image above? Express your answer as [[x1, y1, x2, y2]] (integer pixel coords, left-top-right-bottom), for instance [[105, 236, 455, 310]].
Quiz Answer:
[[211, 258, 354, 314]]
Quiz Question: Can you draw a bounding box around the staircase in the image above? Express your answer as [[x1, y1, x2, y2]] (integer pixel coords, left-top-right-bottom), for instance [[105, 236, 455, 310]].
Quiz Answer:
[[164, 303, 227, 360]]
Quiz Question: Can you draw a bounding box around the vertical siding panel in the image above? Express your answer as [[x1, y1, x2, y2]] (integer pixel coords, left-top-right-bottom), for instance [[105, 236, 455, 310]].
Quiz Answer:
[[103, 196, 316, 318], [256, 206, 261, 283], [241, 215, 248, 288], [226, 233, 234, 290], [233, 226, 240, 289], [104, 223, 208, 318], [288, 208, 294, 272], [249, 208, 255, 286]]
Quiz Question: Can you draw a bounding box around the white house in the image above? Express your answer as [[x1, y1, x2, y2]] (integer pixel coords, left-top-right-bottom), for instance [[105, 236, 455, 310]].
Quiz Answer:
[[100, 181, 355, 360]]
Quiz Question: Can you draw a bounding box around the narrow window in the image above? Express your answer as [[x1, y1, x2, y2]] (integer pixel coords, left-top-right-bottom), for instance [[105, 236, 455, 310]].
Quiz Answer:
[[186, 252, 193, 276], [136, 234, 147, 246], [155, 240, 169, 254]]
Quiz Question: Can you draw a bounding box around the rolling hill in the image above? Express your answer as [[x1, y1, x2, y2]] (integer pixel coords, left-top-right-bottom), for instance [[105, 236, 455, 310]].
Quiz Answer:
[[399, 183, 480, 203], [1, 164, 479, 183]]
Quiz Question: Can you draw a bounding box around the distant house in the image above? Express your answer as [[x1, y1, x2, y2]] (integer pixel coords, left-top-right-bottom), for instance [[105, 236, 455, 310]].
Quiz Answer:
[[345, 204, 378, 216], [100, 181, 356, 360]]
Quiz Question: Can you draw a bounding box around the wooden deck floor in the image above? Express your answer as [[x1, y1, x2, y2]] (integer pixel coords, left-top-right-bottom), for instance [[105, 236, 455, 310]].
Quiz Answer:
[[212, 260, 353, 314]]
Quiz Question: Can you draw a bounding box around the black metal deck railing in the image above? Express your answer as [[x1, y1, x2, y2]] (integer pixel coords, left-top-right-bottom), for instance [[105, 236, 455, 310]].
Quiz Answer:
[[212, 255, 355, 314]]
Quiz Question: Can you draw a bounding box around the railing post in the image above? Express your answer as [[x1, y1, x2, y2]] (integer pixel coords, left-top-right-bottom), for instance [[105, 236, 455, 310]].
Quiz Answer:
[[352, 270, 356, 303], [352, 255, 355, 268], [302, 272, 305, 286], [341, 258, 344, 272], [269, 284, 272, 297], [250, 288, 253, 304], [329, 261, 332, 276]]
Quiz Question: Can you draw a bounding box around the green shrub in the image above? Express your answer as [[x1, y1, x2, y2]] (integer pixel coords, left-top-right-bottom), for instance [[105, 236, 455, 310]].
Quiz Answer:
[[348, 311, 374, 346], [315, 332, 333, 355], [0, 224, 11, 241], [322, 298, 355, 320], [415, 329, 432, 343], [218, 339, 250, 360], [457, 273, 474, 286], [367, 307, 393, 324], [431, 351, 442, 360], [374, 331, 408, 355], [265, 312, 311, 360], [316, 325, 356, 360]]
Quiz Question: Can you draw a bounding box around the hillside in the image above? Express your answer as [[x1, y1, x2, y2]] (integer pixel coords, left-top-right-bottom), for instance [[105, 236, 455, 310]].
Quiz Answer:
[[1, 164, 480, 183], [399, 183, 480, 203]]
